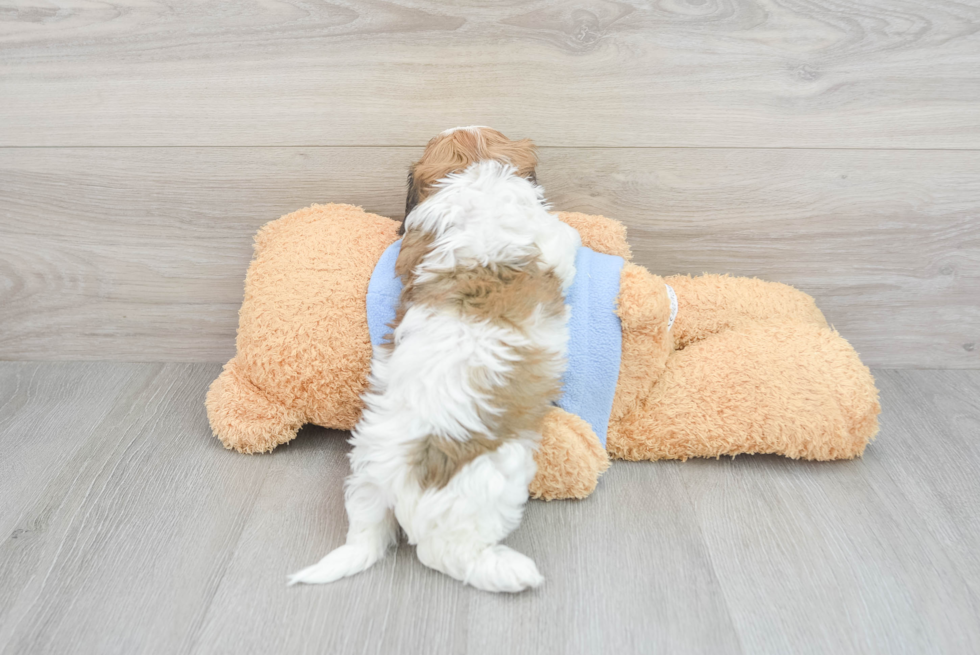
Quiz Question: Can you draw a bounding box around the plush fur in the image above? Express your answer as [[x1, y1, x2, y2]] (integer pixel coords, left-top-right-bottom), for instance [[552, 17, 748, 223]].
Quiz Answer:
[[206, 206, 880, 502], [288, 150, 581, 591]]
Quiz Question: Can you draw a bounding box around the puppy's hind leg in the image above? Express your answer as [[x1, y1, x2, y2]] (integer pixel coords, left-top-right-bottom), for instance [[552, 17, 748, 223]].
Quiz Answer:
[[416, 538, 544, 593], [288, 472, 398, 586], [413, 442, 544, 593]]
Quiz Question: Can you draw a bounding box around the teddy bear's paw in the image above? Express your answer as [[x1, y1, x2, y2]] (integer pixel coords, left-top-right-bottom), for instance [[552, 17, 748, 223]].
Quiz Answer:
[[205, 359, 304, 454], [530, 408, 610, 500]]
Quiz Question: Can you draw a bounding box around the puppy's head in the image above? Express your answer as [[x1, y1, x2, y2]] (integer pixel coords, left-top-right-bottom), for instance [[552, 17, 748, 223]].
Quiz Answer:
[[404, 127, 538, 225]]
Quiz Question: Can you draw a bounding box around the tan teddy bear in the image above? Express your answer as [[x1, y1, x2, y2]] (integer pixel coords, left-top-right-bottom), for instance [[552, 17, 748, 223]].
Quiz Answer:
[[206, 203, 880, 500]]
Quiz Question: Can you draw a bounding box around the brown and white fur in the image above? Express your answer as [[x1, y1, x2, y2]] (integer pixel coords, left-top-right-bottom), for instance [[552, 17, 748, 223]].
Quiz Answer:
[[289, 127, 580, 592]]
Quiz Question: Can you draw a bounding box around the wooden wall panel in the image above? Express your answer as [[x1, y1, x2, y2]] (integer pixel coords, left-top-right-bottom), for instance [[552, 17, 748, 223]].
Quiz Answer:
[[1, 0, 979, 147], [1, 147, 976, 367]]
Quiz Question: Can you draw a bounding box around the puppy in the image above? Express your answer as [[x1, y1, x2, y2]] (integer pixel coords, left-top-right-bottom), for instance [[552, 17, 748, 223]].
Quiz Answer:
[[289, 127, 581, 592]]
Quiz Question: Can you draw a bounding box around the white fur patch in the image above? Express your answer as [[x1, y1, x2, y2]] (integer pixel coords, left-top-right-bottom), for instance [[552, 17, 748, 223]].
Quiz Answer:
[[406, 161, 580, 291]]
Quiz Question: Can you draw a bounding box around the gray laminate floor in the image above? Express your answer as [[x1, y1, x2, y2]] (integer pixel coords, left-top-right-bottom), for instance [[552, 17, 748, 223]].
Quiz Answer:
[[0, 363, 977, 655]]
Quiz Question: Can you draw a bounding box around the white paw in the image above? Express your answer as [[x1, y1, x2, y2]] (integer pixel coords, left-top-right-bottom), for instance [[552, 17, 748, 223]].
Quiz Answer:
[[287, 544, 379, 586], [466, 545, 544, 593]]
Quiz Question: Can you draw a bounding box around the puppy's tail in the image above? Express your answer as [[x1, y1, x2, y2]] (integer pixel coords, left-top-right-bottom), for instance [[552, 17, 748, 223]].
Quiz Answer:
[[288, 514, 397, 586]]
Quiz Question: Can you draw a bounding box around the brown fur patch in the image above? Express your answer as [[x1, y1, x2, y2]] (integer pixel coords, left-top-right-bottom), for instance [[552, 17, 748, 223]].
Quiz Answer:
[[412, 432, 503, 489], [394, 229, 436, 280], [409, 261, 564, 329], [396, 247, 566, 490], [474, 343, 565, 439], [403, 127, 538, 223], [410, 339, 564, 489], [381, 228, 436, 346]]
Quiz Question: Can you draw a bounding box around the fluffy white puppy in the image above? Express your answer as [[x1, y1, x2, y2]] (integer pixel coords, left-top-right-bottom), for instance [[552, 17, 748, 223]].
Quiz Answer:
[[290, 128, 580, 592]]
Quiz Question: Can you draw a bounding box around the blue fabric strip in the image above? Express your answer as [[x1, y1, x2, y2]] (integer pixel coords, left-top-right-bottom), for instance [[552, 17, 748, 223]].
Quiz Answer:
[[365, 241, 624, 448], [365, 240, 403, 346]]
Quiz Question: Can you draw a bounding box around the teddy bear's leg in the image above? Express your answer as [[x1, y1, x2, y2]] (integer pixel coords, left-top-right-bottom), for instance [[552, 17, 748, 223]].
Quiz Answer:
[[665, 274, 829, 350], [610, 322, 880, 462], [206, 357, 305, 454], [529, 407, 610, 500]]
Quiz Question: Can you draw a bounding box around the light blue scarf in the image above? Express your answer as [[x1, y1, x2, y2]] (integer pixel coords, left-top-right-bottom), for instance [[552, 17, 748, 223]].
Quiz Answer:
[[366, 242, 624, 448]]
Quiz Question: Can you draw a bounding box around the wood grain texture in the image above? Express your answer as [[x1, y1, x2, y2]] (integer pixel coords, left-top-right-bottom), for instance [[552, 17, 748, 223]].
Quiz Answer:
[[192, 431, 742, 654], [1, 363, 979, 654], [2, 146, 977, 367], [1, 0, 979, 147], [0, 363, 268, 654], [676, 368, 980, 655]]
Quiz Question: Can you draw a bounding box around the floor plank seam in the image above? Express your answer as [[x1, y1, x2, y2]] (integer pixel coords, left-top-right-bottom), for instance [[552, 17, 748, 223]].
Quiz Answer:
[[182, 461, 273, 655], [675, 468, 748, 655]]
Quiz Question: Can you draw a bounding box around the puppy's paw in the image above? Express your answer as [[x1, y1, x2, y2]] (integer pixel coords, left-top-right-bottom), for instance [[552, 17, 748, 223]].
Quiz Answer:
[[288, 544, 381, 586], [466, 545, 544, 593]]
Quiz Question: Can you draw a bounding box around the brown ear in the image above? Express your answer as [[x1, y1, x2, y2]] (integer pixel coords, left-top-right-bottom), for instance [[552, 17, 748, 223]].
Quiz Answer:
[[403, 128, 539, 231], [403, 169, 422, 235]]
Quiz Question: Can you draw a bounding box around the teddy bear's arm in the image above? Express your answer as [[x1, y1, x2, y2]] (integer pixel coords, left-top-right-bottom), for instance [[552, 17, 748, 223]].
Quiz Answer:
[[529, 407, 610, 500], [609, 263, 674, 426], [556, 212, 632, 261]]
